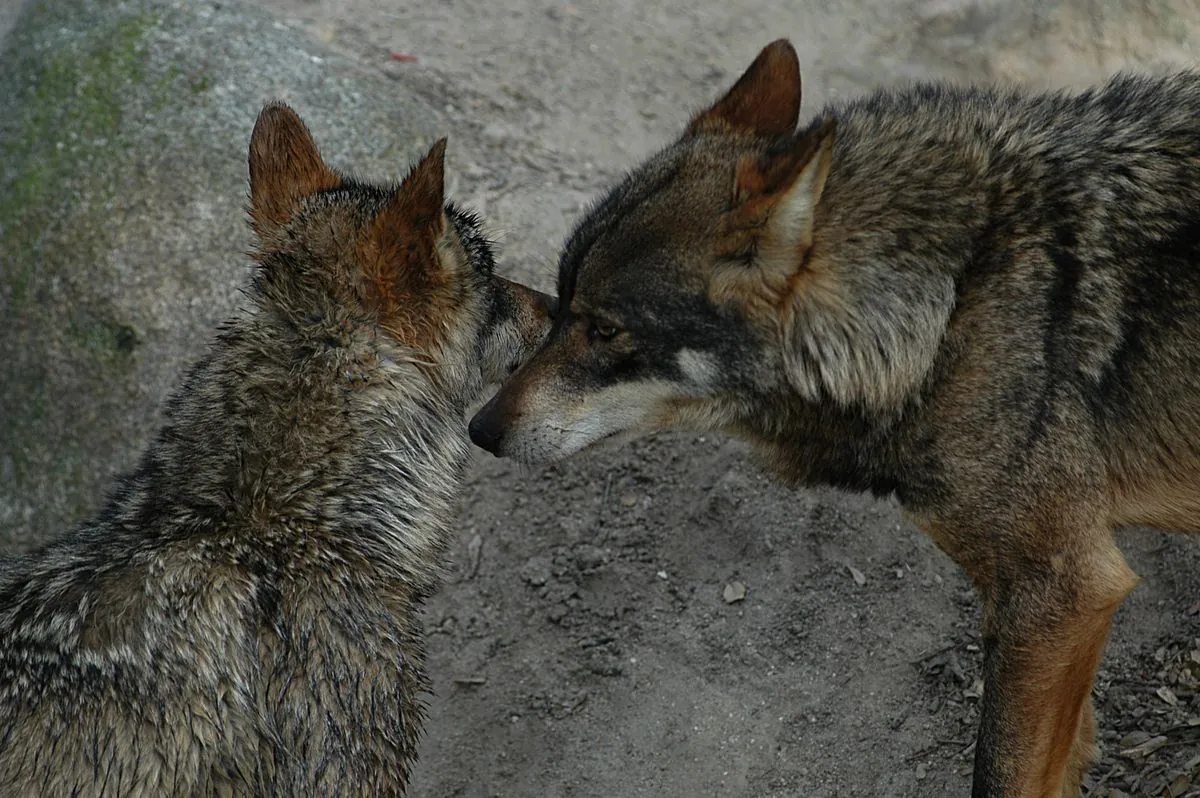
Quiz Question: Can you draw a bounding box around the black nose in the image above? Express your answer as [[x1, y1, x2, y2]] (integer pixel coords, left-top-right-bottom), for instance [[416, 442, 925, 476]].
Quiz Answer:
[[468, 409, 503, 455]]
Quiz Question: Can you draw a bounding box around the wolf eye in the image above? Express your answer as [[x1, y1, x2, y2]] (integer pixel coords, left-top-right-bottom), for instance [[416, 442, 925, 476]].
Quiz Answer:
[[588, 323, 619, 342]]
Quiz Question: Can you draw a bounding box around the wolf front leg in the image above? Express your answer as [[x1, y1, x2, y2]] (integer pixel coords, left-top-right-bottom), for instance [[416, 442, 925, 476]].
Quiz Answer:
[[967, 530, 1138, 798]]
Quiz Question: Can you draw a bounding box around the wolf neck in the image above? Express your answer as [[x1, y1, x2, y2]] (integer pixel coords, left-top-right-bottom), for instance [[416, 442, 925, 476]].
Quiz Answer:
[[124, 327, 470, 588], [734, 92, 1025, 503]]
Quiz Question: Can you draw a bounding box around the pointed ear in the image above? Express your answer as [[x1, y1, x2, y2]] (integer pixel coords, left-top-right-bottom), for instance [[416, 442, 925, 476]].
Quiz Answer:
[[388, 137, 447, 242], [368, 137, 447, 274], [724, 119, 836, 273], [362, 138, 455, 342], [687, 39, 802, 139], [247, 103, 341, 235]]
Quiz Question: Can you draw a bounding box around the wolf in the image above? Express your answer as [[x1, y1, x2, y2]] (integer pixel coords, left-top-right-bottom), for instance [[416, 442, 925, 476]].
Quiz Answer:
[[468, 39, 1200, 797], [0, 103, 552, 796]]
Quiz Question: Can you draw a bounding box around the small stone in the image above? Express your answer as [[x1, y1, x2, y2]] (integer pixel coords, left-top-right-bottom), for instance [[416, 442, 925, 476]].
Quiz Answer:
[[1156, 685, 1179, 706], [620, 494, 638, 507], [914, 763, 927, 780], [574, 544, 605, 570], [521, 557, 551, 587], [723, 581, 747, 604], [847, 564, 866, 586]]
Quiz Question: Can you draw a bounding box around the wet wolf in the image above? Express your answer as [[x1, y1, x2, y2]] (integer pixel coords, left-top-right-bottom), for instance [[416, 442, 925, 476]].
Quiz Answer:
[[0, 103, 552, 796]]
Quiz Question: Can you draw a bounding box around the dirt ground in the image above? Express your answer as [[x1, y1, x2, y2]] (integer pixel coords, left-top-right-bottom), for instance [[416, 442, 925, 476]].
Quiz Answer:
[[236, 1, 1200, 796], [7, 0, 1196, 793]]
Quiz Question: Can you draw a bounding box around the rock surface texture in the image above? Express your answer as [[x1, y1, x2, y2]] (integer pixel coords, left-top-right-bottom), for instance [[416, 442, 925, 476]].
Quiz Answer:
[[0, 0, 437, 550]]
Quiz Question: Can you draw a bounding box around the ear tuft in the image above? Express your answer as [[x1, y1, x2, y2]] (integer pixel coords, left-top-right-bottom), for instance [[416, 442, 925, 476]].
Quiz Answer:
[[734, 117, 835, 210], [687, 39, 802, 139], [722, 118, 836, 279], [247, 103, 341, 235]]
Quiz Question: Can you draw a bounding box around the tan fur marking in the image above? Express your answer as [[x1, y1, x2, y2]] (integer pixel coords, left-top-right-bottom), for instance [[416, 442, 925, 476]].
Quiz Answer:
[[1014, 591, 1129, 798], [1000, 540, 1136, 798], [1108, 462, 1200, 531], [1063, 699, 1096, 798], [907, 512, 998, 594]]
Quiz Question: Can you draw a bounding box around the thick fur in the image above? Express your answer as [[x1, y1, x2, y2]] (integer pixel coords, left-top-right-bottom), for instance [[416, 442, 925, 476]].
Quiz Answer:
[[469, 40, 1200, 797], [0, 104, 553, 797]]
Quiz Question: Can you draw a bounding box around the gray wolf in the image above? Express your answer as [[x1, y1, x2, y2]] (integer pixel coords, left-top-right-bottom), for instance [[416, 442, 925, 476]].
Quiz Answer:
[[468, 39, 1200, 797], [0, 103, 552, 796]]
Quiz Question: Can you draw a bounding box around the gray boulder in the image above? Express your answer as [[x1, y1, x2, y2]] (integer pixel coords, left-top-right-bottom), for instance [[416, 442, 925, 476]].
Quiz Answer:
[[0, 0, 438, 551]]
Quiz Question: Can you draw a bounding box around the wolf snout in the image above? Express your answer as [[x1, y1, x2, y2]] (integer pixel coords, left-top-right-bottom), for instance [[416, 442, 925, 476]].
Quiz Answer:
[[468, 401, 507, 455]]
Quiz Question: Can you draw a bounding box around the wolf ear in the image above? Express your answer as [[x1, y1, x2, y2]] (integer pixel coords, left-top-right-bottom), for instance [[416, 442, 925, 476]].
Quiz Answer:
[[362, 138, 455, 341], [725, 118, 835, 275], [247, 103, 341, 236], [687, 39, 802, 139], [369, 137, 447, 275]]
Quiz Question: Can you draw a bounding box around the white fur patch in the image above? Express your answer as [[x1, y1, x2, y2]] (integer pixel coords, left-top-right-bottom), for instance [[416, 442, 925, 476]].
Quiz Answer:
[[675, 348, 720, 389], [509, 379, 679, 464]]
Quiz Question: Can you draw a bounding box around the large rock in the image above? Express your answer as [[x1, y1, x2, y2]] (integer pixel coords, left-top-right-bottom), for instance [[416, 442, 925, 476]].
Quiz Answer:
[[896, 0, 1200, 89], [0, 0, 438, 552]]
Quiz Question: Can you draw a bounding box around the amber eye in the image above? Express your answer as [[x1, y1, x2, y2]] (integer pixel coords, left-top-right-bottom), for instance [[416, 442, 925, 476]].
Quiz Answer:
[[588, 323, 619, 342]]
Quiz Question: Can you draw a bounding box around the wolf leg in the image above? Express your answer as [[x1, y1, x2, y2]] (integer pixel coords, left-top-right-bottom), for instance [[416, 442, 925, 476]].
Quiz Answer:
[[1061, 696, 1096, 798], [968, 532, 1136, 798]]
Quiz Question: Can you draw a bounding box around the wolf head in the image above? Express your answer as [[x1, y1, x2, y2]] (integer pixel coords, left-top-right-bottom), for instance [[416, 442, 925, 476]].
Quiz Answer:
[[246, 103, 554, 407], [469, 41, 851, 462], [470, 39, 958, 465]]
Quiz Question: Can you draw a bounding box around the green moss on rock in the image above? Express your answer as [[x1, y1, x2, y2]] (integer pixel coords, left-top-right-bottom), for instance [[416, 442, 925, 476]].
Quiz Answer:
[[0, 0, 437, 552]]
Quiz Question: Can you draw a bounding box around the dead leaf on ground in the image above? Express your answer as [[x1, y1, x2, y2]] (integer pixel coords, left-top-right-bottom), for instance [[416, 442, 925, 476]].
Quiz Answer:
[[1120, 734, 1169, 759], [1156, 685, 1179, 706]]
